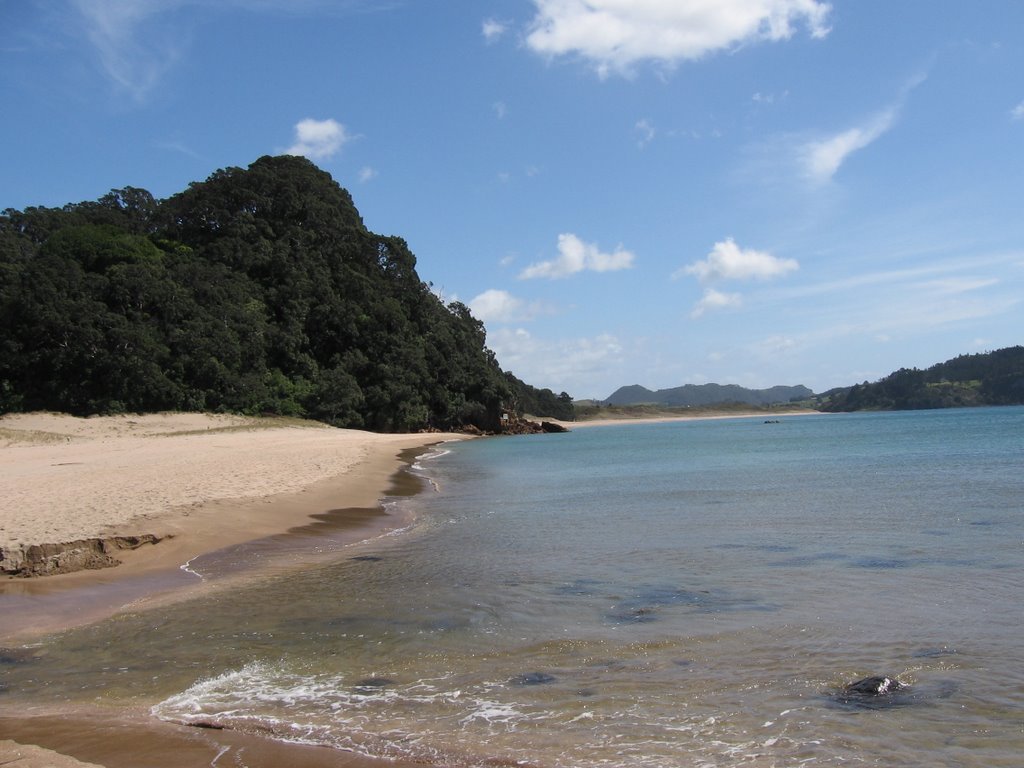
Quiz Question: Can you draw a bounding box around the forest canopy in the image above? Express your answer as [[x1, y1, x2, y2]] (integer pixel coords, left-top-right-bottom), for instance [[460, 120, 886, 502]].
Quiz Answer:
[[818, 346, 1024, 412], [0, 155, 572, 431]]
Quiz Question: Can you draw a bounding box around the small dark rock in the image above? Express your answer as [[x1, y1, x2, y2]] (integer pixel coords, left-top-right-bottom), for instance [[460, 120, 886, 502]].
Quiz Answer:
[[510, 672, 557, 686], [350, 555, 383, 562]]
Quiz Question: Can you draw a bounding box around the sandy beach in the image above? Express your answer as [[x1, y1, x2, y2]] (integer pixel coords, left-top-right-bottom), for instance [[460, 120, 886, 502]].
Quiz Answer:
[[1, 412, 465, 767], [1, 412, 463, 628]]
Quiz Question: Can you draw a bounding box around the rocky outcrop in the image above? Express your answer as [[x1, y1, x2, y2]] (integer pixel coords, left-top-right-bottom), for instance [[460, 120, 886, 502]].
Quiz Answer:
[[457, 418, 570, 436], [0, 534, 165, 578], [502, 419, 570, 435]]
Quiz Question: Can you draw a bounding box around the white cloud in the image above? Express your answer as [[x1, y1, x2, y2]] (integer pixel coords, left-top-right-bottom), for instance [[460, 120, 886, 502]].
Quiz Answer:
[[680, 238, 798, 282], [482, 18, 510, 43], [493, 100, 508, 119], [469, 289, 524, 322], [285, 118, 353, 160], [520, 233, 635, 279], [358, 166, 378, 183], [1012, 100, 1024, 120], [800, 109, 895, 184], [487, 327, 624, 393], [526, 0, 831, 77], [470, 289, 554, 323], [691, 288, 742, 318]]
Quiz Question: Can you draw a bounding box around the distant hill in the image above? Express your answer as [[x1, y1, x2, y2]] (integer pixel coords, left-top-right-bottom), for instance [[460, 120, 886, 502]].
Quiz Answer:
[[604, 383, 814, 408], [819, 346, 1024, 411]]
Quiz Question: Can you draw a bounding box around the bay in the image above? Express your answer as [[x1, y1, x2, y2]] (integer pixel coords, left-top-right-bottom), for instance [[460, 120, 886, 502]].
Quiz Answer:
[[3, 408, 1023, 767]]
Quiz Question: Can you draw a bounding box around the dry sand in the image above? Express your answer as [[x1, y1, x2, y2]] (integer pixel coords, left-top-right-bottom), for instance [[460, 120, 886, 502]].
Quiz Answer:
[[1, 412, 456, 555], [0, 412, 464, 635]]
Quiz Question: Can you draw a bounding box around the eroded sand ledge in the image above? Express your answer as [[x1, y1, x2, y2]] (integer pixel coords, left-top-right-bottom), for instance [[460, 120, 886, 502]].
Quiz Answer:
[[0, 412, 462, 578]]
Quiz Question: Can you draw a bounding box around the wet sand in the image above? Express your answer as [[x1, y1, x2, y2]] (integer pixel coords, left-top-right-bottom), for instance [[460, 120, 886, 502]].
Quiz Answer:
[[0, 713, 434, 768]]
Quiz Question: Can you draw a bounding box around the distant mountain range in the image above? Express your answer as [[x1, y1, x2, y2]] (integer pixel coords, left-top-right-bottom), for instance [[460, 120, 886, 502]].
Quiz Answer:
[[603, 383, 813, 408]]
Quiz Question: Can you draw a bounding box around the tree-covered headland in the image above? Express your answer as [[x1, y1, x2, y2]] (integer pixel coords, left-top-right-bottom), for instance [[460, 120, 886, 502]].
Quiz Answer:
[[818, 346, 1024, 411], [0, 156, 573, 431]]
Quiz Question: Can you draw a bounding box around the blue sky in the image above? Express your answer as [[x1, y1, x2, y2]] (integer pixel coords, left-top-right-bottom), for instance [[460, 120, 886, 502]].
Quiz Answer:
[[3, 1, 1023, 399]]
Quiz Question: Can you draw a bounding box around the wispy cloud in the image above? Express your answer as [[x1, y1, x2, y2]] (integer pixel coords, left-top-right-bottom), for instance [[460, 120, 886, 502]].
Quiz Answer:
[[799, 109, 896, 184], [1011, 100, 1024, 120], [520, 233, 635, 279], [65, 0, 391, 100], [797, 70, 927, 184], [154, 138, 202, 159], [285, 118, 353, 160], [525, 0, 831, 77], [635, 119, 656, 149], [482, 18, 510, 43], [358, 166, 378, 183], [69, 0, 185, 101]]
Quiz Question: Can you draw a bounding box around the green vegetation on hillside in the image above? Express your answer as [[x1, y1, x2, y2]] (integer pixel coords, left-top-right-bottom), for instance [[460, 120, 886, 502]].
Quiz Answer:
[[818, 347, 1024, 411], [0, 156, 562, 431]]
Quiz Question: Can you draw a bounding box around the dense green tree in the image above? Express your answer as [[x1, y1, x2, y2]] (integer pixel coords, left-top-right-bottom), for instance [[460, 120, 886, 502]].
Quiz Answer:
[[0, 155, 572, 430], [820, 346, 1024, 412]]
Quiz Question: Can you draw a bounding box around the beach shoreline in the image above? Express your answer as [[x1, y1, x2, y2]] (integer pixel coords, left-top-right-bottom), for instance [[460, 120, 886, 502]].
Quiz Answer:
[[1, 412, 468, 768], [0, 408, 818, 768], [0, 413, 466, 641]]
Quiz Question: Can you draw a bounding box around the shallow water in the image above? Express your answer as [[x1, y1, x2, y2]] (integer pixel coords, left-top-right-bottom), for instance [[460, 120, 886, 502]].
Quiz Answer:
[[3, 408, 1023, 767]]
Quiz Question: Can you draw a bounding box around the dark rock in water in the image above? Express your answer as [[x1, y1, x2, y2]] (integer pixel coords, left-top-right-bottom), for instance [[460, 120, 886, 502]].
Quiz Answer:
[[832, 675, 911, 710], [510, 672, 557, 686], [845, 676, 907, 695], [0, 647, 39, 666], [354, 677, 395, 690], [350, 555, 383, 562], [540, 421, 569, 433], [830, 674, 960, 711]]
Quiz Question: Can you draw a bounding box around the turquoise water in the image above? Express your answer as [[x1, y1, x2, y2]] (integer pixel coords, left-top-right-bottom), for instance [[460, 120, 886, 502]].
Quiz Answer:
[[3, 408, 1023, 766]]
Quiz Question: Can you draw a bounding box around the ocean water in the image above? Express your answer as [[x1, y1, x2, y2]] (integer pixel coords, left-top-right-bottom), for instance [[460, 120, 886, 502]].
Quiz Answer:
[[2, 408, 1023, 767]]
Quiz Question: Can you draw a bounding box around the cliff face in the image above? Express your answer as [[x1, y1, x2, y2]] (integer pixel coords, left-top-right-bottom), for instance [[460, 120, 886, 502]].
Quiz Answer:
[[0, 534, 163, 577]]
